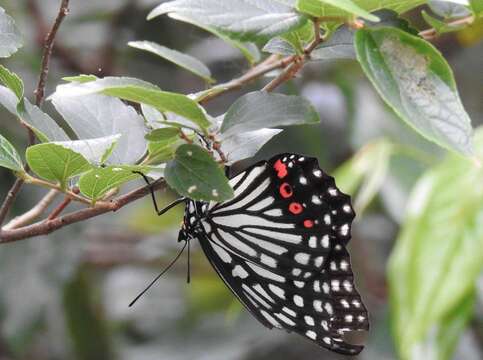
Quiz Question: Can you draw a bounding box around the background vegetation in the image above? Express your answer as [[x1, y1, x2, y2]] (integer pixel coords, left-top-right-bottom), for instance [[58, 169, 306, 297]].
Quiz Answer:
[[0, 1, 481, 359]]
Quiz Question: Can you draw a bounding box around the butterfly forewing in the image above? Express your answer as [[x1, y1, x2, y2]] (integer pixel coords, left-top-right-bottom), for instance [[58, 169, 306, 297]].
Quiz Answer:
[[187, 153, 368, 355]]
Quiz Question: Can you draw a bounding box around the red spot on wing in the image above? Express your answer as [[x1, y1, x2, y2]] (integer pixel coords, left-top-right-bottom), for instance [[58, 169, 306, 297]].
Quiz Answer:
[[303, 219, 314, 228], [279, 183, 293, 198], [289, 202, 303, 214], [274, 159, 288, 179]]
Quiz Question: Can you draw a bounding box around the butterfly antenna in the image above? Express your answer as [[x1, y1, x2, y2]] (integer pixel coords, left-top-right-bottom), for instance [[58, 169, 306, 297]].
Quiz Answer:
[[186, 239, 191, 284], [129, 241, 188, 307]]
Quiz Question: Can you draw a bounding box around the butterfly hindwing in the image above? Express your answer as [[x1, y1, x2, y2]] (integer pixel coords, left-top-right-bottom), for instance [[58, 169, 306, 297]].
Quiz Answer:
[[187, 153, 368, 355]]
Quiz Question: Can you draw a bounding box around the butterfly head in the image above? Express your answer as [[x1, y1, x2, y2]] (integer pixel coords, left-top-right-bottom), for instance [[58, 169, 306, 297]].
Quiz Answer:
[[178, 199, 207, 242]]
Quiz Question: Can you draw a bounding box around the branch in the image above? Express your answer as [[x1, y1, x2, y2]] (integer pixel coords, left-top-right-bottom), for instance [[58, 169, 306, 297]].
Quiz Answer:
[[0, 178, 24, 226], [34, 0, 70, 106], [0, 0, 71, 229], [198, 55, 297, 104], [48, 189, 78, 220], [419, 14, 475, 40], [263, 20, 323, 92], [3, 189, 58, 230], [0, 179, 166, 243]]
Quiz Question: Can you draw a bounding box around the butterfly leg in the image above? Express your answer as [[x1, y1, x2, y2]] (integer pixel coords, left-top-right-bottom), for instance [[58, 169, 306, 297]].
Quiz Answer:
[[132, 171, 186, 216]]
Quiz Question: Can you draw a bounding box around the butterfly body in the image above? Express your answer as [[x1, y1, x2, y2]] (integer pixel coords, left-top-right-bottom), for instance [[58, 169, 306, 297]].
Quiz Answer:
[[179, 153, 369, 355]]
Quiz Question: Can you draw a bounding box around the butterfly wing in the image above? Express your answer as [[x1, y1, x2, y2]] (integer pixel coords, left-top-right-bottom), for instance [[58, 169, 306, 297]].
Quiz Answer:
[[196, 153, 369, 355]]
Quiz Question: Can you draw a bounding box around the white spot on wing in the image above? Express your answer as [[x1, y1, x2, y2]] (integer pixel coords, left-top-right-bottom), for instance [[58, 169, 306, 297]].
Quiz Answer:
[[311, 195, 322, 205], [213, 245, 232, 263], [264, 208, 283, 217], [308, 236, 317, 248], [306, 330, 317, 340], [276, 313, 295, 326], [294, 253, 310, 265], [313, 300, 323, 312], [232, 265, 248, 279], [260, 310, 282, 328], [260, 254, 277, 268], [269, 284, 285, 299], [247, 197, 274, 211], [248, 263, 285, 283], [304, 315, 315, 326], [293, 295, 304, 307]]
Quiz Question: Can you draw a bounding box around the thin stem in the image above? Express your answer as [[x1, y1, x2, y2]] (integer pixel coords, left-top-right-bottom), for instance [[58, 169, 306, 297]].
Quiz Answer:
[[263, 20, 324, 92], [34, 0, 70, 106], [0, 178, 25, 226], [198, 55, 297, 104], [419, 15, 475, 40], [24, 176, 91, 205], [0, 179, 166, 243], [3, 189, 58, 230], [47, 188, 79, 220]]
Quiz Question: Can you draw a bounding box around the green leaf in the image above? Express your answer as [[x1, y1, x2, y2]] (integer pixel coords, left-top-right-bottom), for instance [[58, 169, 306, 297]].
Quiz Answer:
[[354, 27, 474, 156], [62, 74, 98, 83], [145, 127, 180, 142], [0, 6, 23, 58], [128, 41, 214, 83], [221, 91, 319, 136], [296, 0, 426, 19], [296, 0, 380, 21], [50, 135, 121, 165], [334, 139, 393, 214], [0, 85, 20, 115], [165, 144, 233, 201], [428, 1, 472, 19], [281, 20, 315, 54], [18, 99, 70, 142], [165, 13, 261, 64], [51, 92, 146, 164], [0, 65, 23, 99], [262, 37, 297, 55], [148, 0, 308, 42], [422, 10, 467, 34], [26, 143, 92, 187], [79, 165, 153, 200], [147, 138, 179, 164], [51, 77, 211, 131], [0, 133, 23, 172], [470, 0, 483, 16], [366, 9, 419, 34], [311, 26, 356, 60], [388, 128, 483, 360], [219, 128, 282, 164]]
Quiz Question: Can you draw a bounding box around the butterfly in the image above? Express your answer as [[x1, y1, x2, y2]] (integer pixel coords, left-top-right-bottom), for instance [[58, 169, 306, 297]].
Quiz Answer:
[[136, 153, 369, 355], [179, 154, 369, 355]]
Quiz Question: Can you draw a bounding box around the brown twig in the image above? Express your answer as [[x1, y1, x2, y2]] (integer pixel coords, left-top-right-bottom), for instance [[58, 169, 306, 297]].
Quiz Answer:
[[263, 20, 323, 92], [212, 141, 228, 163], [0, 178, 25, 226], [198, 55, 297, 104], [3, 189, 58, 230], [47, 188, 79, 220], [0, 179, 166, 243], [34, 0, 70, 106], [419, 14, 475, 40]]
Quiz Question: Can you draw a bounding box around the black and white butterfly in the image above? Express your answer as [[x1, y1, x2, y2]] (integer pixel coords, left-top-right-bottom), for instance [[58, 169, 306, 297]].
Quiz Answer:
[[138, 153, 369, 355]]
